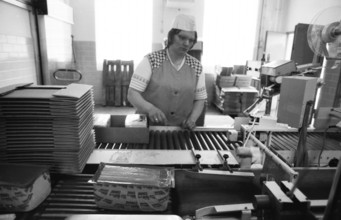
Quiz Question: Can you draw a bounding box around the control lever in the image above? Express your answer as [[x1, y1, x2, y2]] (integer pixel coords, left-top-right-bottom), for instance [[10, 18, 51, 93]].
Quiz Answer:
[[218, 150, 233, 173], [191, 148, 203, 172]]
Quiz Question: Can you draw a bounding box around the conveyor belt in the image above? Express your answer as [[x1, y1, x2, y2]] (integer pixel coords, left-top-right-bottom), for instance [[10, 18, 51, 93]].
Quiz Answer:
[[267, 132, 341, 166], [96, 130, 242, 151], [89, 130, 242, 168], [270, 132, 341, 151]]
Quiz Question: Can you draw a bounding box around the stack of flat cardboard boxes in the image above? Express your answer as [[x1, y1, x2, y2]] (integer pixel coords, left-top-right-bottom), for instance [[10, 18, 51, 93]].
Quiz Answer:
[[0, 83, 95, 174]]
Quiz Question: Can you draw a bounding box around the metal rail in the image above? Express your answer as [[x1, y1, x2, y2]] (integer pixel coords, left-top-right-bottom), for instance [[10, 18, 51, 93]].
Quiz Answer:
[[249, 134, 299, 181]]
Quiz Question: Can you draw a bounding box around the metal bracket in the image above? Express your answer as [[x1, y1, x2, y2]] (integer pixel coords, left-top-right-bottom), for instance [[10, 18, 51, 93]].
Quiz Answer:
[[191, 148, 203, 172], [218, 150, 233, 173]]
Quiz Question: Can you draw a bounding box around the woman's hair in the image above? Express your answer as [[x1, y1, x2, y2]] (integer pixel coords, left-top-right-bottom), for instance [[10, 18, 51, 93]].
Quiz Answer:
[[166, 28, 197, 50]]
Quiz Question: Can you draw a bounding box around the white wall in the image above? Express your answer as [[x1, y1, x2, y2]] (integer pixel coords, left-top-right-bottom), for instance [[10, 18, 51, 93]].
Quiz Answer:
[[152, 0, 204, 51], [56, 0, 341, 58], [70, 0, 96, 41], [283, 0, 341, 31], [70, 0, 204, 50]]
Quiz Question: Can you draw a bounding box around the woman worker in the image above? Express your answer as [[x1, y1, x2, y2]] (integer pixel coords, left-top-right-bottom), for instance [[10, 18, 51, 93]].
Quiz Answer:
[[127, 14, 207, 130]]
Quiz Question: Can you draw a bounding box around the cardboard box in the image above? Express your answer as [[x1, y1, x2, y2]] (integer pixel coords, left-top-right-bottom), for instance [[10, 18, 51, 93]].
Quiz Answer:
[[216, 75, 252, 88], [94, 114, 149, 143], [261, 60, 296, 76], [246, 60, 262, 78], [90, 163, 174, 212], [216, 75, 236, 88], [0, 163, 51, 212], [277, 76, 318, 128], [234, 75, 252, 87]]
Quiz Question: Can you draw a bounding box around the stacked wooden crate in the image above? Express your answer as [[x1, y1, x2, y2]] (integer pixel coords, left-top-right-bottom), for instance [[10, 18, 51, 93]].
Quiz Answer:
[[103, 60, 134, 106]]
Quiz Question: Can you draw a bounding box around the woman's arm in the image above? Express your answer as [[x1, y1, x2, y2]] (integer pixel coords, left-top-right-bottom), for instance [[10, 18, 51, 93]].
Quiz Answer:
[[127, 88, 167, 124], [182, 67, 207, 129], [182, 99, 205, 130], [128, 57, 167, 124]]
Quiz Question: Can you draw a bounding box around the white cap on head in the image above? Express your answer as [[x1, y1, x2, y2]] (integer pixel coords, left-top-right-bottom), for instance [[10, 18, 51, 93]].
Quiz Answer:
[[172, 14, 196, 32]]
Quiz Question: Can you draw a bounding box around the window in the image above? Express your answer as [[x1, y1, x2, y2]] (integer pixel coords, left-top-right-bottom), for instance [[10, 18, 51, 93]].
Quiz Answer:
[[95, 0, 153, 70], [202, 0, 260, 69]]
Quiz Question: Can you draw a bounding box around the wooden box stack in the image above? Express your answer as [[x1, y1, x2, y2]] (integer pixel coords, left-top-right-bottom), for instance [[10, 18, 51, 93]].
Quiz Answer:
[[214, 73, 258, 116], [214, 86, 259, 116], [103, 60, 134, 107]]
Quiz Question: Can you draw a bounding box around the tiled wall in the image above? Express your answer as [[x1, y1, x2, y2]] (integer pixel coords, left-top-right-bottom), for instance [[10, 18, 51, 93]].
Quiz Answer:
[[73, 41, 104, 105], [39, 15, 73, 86], [0, 0, 38, 88], [41, 37, 105, 105], [0, 34, 37, 87]]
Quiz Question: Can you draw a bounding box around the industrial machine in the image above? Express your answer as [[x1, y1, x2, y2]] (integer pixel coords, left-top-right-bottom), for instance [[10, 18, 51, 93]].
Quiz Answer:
[[1, 7, 341, 220], [1, 110, 339, 220], [243, 60, 298, 117], [307, 6, 341, 130]]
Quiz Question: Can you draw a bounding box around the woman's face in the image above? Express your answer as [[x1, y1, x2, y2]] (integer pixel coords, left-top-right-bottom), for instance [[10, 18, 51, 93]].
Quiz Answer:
[[170, 30, 196, 55]]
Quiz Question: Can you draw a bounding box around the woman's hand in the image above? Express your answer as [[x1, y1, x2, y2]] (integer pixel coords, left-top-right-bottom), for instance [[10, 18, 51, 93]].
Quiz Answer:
[[128, 88, 167, 125], [181, 118, 196, 130], [148, 106, 167, 125], [181, 100, 205, 130]]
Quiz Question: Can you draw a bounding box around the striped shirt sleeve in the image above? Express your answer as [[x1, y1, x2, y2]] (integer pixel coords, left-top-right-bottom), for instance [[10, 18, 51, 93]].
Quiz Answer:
[[129, 57, 151, 92], [195, 70, 207, 100]]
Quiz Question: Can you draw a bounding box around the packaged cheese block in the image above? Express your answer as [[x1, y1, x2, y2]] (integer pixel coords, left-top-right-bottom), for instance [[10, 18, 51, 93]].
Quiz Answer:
[[93, 114, 111, 128], [89, 163, 175, 212], [125, 114, 147, 128], [0, 163, 51, 212]]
